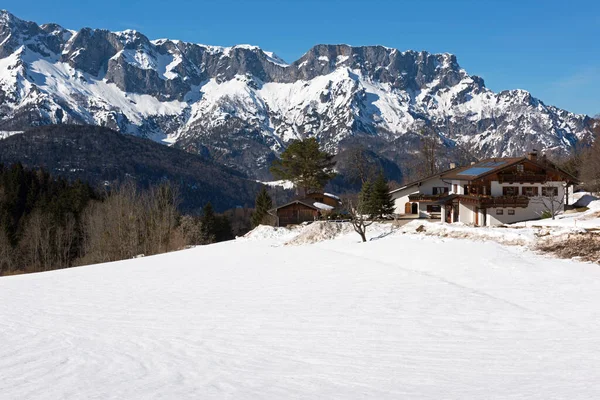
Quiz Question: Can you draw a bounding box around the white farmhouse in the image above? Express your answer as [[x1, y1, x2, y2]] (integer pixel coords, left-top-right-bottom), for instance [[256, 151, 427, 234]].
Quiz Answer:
[[390, 152, 577, 226]]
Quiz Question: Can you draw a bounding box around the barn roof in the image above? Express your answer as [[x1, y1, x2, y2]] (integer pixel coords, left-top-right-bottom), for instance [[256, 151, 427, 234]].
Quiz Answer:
[[268, 199, 319, 214]]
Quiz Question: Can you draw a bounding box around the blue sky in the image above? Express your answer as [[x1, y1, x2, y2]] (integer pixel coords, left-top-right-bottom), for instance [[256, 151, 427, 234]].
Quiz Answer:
[[3, 0, 599, 116]]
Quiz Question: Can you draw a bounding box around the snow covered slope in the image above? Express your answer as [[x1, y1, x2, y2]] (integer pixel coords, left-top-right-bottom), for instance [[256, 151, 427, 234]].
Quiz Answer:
[[0, 10, 594, 177], [1, 226, 600, 399]]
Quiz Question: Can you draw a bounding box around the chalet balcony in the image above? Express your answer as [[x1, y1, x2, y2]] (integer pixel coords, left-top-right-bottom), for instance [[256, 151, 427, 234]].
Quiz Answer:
[[408, 193, 449, 202], [497, 173, 547, 184], [478, 195, 530, 208]]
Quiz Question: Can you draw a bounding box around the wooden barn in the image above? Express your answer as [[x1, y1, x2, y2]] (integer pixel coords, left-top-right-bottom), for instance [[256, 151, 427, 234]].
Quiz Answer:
[[268, 193, 342, 227]]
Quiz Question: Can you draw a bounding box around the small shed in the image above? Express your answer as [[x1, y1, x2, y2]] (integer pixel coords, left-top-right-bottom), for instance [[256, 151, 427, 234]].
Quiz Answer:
[[268, 193, 342, 227], [269, 200, 319, 227], [304, 192, 341, 208]]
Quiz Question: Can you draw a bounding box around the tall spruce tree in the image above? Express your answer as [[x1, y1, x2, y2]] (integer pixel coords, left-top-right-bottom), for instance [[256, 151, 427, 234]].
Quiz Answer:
[[270, 137, 336, 195], [251, 187, 273, 227], [359, 180, 374, 215], [370, 173, 395, 219], [200, 202, 216, 243]]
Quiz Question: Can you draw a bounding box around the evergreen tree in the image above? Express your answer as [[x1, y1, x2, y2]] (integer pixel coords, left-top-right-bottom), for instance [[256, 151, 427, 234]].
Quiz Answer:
[[359, 180, 374, 216], [251, 187, 273, 227], [213, 215, 234, 242], [270, 137, 336, 195], [200, 202, 216, 243], [370, 173, 395, 219]]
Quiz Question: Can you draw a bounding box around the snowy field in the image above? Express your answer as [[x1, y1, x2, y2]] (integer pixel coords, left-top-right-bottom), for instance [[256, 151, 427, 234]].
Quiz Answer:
[[2, 222, 600, 399]]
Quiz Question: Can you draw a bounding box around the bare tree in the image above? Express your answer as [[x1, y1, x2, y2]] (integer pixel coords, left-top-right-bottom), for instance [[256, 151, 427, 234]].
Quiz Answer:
[[580, 118, 600, 193], [343, 193, 375, 243], [80, 182, 182, 265], [56, 214, 76, 268], [0, 230, 13, 275], [532, 184, 565, 220], [80, 182, 144, 264], [418, 129, 441, 177], [144, 183, 180, 254], [346, 146, 378, 185]]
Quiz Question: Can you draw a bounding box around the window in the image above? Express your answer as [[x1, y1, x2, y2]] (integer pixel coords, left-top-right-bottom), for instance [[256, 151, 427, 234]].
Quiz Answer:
[[432, 187, 449, 195], [542, 187, 558, 197], [496, 209, 504, 215], [453, 184, 457, 193], [463, 185, 468, 194], [521, 186, 539, 197], [502, 186, 519, 196], [508, 209, 515, 215], [516, 164, 524, 173]]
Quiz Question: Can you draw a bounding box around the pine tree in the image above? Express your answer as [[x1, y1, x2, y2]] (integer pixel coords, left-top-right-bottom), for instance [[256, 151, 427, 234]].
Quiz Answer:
[[251, 187, 273, 227], [200, 202, 216, 244], [213, 215, 234, 242], [370, 173, 395, 219], [358, 180, 375, 217], [270, 137, 336, 195]]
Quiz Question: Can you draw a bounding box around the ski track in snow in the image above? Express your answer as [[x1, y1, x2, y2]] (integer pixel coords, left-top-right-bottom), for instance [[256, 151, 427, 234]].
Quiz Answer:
[[1, 231, 600, 399]]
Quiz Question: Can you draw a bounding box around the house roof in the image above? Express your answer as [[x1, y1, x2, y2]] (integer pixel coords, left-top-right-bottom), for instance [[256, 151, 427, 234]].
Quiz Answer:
[[389, 154, 579, 195], [441, 156, 578, 183], [441, 157, 524, 180], [268, 193, 346, 214], [389, 167, 456, 194]]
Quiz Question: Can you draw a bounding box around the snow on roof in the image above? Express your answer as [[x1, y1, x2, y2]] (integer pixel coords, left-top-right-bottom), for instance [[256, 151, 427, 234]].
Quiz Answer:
[[323, 192, 341, 200], [313, 202, 334, 211]]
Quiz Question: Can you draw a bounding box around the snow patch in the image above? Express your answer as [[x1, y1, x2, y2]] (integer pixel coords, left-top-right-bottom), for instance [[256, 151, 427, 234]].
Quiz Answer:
[[313, 202, 334, 211], [285, 221, 353, 245]]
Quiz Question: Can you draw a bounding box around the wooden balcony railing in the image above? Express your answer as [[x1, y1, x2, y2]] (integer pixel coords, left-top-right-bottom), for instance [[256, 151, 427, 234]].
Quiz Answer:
[[409, 193, 530, 208], [408, 193, 449, 202], [478, 195, 530, 208], [497, 173, 547, 183]]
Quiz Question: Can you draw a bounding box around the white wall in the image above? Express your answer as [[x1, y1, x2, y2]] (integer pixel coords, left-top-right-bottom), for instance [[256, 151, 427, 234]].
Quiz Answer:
[[487, 207, 535, 226], [486, 182, 566, 225], [391, 186, 419, 214], [450, 180, 468, 195], [418, 178, 451, 196], [391, 178, 450, 215], [458, 202, 476, 224], [490, 181, 565, 198]]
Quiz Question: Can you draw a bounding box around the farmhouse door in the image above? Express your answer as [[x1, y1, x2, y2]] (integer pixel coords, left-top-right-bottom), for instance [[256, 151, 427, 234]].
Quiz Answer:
[[411, 203, 418, 214], [405, 202, 411, 214]]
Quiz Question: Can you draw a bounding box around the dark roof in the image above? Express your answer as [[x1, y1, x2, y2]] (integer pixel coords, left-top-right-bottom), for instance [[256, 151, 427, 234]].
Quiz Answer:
[[441, 156, 578, 182], [268, 199, 320, 214], [441, 157, 523, 180], [389, 154, 578, 195]]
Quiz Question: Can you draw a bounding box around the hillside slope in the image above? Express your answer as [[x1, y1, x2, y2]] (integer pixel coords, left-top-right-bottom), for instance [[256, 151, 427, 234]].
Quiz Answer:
[[1, 226, 599, 399], [0, 125, 261, 212]]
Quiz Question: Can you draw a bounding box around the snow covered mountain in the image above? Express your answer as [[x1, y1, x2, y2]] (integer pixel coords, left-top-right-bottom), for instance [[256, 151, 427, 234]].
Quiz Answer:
[[0, 10, 594, 178]]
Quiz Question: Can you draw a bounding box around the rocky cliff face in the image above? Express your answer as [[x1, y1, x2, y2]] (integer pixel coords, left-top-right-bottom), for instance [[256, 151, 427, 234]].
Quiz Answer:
[[0, 10, 594, 179]]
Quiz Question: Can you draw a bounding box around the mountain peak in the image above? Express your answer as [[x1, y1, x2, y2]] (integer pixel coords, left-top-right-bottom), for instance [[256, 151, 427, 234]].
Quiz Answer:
[[0, 9, 593, 180]]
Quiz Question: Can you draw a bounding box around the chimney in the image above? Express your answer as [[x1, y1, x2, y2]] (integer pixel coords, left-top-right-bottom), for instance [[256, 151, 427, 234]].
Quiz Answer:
[[527, 150, 538, 161], [449, 162, 456, 169]]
